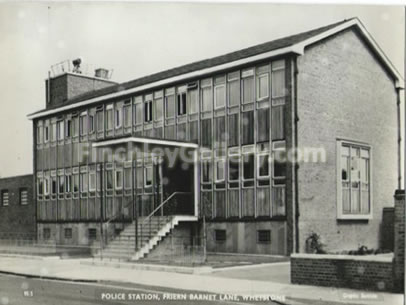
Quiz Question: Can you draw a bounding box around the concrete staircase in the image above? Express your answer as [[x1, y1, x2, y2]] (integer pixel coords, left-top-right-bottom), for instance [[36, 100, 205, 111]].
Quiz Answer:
[[94, 216, 197, 261]]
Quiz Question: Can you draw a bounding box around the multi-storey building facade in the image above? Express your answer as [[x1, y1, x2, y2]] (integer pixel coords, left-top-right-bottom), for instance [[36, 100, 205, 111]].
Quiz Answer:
[[28, 18, 403, 256]]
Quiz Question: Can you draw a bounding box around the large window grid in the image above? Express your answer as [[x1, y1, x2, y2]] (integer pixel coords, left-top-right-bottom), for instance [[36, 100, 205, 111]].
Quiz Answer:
[[337, 140, 371, 219]]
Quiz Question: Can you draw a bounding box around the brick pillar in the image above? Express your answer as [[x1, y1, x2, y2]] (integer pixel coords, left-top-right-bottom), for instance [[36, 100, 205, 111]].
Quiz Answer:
[[394, 189, 405, 292]]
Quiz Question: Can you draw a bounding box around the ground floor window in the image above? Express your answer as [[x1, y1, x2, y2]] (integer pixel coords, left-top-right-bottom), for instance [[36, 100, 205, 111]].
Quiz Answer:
[[337, 140, 371, 219]]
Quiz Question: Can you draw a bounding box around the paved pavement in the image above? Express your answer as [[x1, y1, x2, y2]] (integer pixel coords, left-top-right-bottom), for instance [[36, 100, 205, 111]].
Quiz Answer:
[[0, 255, 402, 305]]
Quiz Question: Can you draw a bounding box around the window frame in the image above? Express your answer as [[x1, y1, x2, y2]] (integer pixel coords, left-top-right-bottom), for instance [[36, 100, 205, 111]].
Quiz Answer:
[[1, 190, 9, 206], [214, 158, 226, 183], [144, 166, 153, 188], [177, 89, 187, 116], [57, 119, 64, 140], [144, 99, 153, 123], [257, 153, 270, 179], [336, 139, 373, 220], [106, 105, 114, 131], [79, 112, 87, 136], [115, 168, 123, 190], [115, 106, 122, 129], [257, 230, 271, 244]]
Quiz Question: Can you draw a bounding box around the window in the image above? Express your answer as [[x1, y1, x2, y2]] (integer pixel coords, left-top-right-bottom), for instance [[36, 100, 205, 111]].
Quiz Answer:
[[65, 119, 72, 138], [273, 142, 286, 180], [72, 116, 79, 137], [144, 166, 153, 188], [227, 72, 240, 107], [89, 114, 95, 133], [19, 189, 28, 205], [44, 176, 50, 195], [88, 228, 97, 241], [43, 228, 51, 240], [79, 113, 87, 135], [214, 76, 226, 109], [44, 125, 49, 142], [242, 111, 254, 145], [136, 166, 143, 189], [154, 94, 163, 121], [257, 154, 270, 178], [124, 167, 132, 189], [37, 178, 44, 196], [228, 154, 240, 187], [80, 172, 88, 192], [73, 173, 79, 193], [37, 125, 43, 144], [96, 110, 104, 132], [123, 104, 132, 127], [65, 174, 72, 193], [89, 172, 96, 191], [106, 170, 113, 190], [256, 65, 269, 101], [1, 190, 9, 206], [177, 91, 187, 116], [144, 99, 153, 122], [201, 79, 212, 112], [338, 141, 371, 219], [51, 176, 57, 195], [201, 159, 212, 184], [57, 120, 64, 140], [243, 153, 254, 181], [165, 95, 175, 119], [115, 107, 122, 128], [271, 60, 286, 106], [215, 229, 226, 242], [58, 175, 64, 194], [51, 122, 57, 142], [106, 105, 113, 130], [64, 228, 72, 239], [188, 84, 198, 114], [215, 159, 225, 183], [242, 69, 254, 104], [115, 168, 123, 190], [257, 230, 271, 244]]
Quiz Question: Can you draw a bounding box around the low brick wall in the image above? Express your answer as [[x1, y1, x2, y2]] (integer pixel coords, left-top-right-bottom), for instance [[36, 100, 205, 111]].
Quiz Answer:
[[291, 253, 394, 292]]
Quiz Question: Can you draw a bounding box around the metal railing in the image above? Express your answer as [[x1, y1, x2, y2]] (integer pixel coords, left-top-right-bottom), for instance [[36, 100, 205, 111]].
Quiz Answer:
[[138, 192, 192, 250]]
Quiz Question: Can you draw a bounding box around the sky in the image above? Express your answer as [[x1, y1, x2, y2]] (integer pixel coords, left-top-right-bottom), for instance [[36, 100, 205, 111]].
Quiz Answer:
[[0, 1, 404, 177]]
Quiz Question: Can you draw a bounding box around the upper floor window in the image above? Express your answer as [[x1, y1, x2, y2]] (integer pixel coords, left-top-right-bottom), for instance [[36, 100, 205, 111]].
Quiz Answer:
[[177, 88, 187, 116], [44, 125, 49, 143], [51, 122, 57, 142], [115, 168, 123, 190], [271, 60, 286, 106], [242, 69, 254, 104], [214, 76, 226, 109], [133, 96, 143, 125], [106, 105, 113, 130], [79, 113, 87, 135], [201, 79, 212, 112], [89, 172, 96, 192], [337, 140, 371, 219], [65, 174, 72, 193], [272, 141, 286, 182], [123, 104, 132, 127], [144, 99, 153, 123], [58, 175, 64, 194], [1, 190, 9, 206], [57, 120, 64, 140], [96, 109, 104, 132], [89, 114, 95, 134], [115, 107, 122, 129], [154, 92, 163, 121], [72, 115, 79, 137], [256, 65, 269, 101], [37, 125, 43, 144], [227, 72, 240, 107], [187, 83, 198, 114], [37, 178, 44, 196], [165, 93, 175, 119], [65, 119, 72, 138]]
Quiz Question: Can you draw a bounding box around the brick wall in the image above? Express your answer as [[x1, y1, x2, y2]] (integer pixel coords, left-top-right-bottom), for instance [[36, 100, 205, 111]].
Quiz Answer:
[[296, 28, 398, 252], [291, 253, 394, 292], [46, 73, 115, 107], [393, 190, 405, 292], [0, 174, 35, 237]]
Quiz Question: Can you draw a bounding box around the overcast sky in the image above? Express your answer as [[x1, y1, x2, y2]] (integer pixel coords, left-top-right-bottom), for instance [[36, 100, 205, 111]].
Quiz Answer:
[[0, 2, 404, 177]]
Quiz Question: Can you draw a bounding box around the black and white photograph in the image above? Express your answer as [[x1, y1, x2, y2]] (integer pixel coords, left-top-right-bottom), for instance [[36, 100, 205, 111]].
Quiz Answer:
[[0, 1, 405, 304]]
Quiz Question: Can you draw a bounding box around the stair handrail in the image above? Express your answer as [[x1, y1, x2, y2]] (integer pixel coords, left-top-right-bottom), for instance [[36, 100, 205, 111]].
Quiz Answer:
[[104, 201, 134, 226], [140, 191, 191, 226]]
